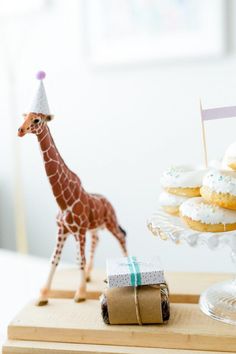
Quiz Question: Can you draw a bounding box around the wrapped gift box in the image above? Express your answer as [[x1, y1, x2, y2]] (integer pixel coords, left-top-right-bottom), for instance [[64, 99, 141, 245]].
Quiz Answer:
[[101, 283, 169, 325], [106, 256, 165, 288]]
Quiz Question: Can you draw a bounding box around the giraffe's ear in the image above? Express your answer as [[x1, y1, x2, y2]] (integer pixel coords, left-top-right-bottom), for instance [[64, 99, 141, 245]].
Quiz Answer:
[[22, 113, 27, 120], [46, 115, 54, 122]]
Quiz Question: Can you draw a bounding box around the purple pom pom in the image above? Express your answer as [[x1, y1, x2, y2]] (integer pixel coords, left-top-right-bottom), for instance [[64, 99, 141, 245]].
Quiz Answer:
[[36, 71, 46, 80]]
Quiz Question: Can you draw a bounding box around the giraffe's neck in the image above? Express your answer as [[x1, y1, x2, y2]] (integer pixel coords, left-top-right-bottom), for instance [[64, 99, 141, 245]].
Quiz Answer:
[[37, 125, 82, 210]]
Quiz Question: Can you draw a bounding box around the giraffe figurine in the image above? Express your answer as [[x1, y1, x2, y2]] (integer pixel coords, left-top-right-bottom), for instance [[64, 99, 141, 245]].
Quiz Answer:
[[18, 71, 128, 305]]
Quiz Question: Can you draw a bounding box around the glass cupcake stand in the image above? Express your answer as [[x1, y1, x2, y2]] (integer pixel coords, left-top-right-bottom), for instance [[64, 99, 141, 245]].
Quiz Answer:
[[147, 209, 236, 325]]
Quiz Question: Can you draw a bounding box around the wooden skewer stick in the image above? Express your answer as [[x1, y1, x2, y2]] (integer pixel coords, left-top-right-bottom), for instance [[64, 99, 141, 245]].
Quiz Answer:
[[200, 100, 208, 168]]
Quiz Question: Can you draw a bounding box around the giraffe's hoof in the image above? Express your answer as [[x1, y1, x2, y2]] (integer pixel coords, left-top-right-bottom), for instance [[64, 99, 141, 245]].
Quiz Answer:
[[35, 299, 48, 306], [74, 289, 87, 303], [74, 295, 86, 303]]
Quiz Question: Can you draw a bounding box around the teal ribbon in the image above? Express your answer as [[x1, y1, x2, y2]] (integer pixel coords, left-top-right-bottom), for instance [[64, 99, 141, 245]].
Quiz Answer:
[[127, 256, 142, 286]]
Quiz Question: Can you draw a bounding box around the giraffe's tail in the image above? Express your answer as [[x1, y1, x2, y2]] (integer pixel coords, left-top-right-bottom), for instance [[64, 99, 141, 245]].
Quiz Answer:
[[119, 225, 127, 238]]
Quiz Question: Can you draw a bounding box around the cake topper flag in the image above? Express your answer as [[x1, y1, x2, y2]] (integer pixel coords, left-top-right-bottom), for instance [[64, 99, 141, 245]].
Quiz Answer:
[[30, 71, 50, 115], [200, 100, 236, 168]]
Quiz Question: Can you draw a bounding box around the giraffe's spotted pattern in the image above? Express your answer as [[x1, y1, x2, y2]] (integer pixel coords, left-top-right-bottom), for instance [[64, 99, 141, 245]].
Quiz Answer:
[[18, 113, 127, 274]]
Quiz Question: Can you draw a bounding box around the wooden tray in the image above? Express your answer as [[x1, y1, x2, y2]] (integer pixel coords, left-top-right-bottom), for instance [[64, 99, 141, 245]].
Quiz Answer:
[[50, 268, 106, 300], [7, 298, 236, 352], [3, 270, 235, 354], [3, 340, 232, 354], [50, 268, 231, 303]]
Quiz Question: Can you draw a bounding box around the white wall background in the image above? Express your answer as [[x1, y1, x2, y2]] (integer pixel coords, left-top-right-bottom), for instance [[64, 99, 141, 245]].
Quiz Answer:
[[1, 0, 236, 272]]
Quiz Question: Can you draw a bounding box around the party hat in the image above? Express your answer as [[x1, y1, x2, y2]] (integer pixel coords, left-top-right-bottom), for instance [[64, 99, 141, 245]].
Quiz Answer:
[[30, 71, 50, 115]]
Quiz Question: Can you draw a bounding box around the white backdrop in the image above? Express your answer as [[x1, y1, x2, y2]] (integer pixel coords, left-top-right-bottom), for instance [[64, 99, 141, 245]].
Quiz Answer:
[[1, 0, 236, 272]]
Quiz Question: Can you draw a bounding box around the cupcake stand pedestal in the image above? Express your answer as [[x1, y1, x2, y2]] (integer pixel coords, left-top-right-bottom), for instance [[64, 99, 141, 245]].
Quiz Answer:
[[148, 209, 236, 325]]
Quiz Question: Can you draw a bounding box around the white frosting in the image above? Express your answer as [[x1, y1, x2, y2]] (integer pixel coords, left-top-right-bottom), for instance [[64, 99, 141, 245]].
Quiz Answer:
[[161, 165, 206, 188], [203, 169, 236, 196], [180, 197, 236, 225], [159, 191, 188, 207], [222, 141, 236, 169]]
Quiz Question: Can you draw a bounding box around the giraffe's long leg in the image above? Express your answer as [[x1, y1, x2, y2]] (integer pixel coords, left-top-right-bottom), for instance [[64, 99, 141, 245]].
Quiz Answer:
[[86, 232, 99, 282], [35, 227, 69, 306], [106, 221, 128, 257], [74, 230, 87, 302]]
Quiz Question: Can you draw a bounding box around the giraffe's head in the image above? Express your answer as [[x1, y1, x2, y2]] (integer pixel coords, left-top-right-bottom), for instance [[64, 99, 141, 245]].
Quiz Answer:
[[18, 112, 54, 137], [18, 71, 53, 137]]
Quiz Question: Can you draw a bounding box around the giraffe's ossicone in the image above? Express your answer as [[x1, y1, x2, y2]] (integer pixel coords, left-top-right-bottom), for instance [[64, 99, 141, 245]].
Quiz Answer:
[[18, 71, 128, 305]]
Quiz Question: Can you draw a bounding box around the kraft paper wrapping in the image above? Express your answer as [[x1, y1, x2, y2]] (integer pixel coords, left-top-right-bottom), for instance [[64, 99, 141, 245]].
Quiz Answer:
[[101, 284, 170, 325]]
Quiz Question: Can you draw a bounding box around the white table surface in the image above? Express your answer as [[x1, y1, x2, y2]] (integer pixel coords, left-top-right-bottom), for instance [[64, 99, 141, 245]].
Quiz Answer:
[[0, 249, 70, 347]]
